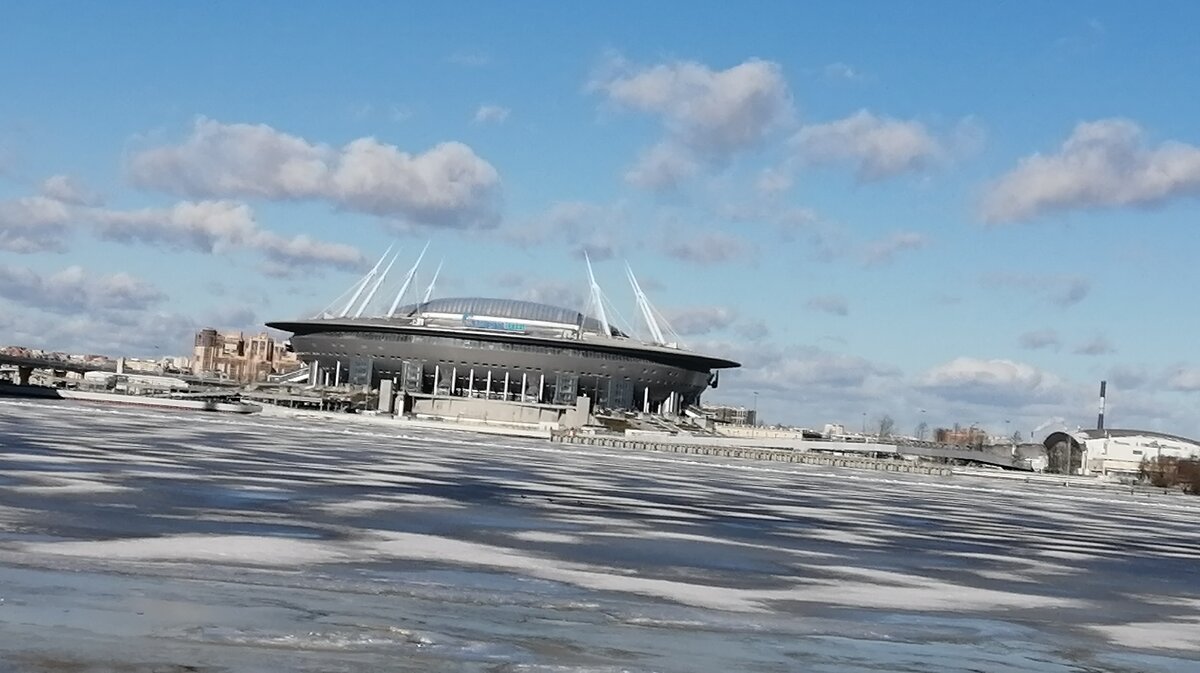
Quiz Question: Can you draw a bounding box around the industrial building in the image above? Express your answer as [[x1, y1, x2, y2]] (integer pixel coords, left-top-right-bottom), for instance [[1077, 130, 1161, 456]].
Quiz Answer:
[[267, 247, 740, 416], [1041, 382, 1200, 478], [1050, 429, 1200, 478]]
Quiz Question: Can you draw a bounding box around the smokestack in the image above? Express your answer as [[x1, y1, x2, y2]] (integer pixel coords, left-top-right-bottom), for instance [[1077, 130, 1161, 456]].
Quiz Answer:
[[1097, 380, 1107, 430]]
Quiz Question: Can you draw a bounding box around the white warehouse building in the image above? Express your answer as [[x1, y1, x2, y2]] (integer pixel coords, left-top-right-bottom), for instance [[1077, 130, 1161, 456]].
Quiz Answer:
[[1069, 429, 1200, 477]]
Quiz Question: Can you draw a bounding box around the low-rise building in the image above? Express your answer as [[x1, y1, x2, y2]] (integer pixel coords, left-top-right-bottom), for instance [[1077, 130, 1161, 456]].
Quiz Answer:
[[701, 403, 756, 426], [191, 328, 298, 383], [935, 426, 988, 447]]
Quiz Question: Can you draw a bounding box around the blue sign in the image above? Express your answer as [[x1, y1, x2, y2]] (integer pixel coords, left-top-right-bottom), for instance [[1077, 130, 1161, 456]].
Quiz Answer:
[[463, 314, 527, 333]]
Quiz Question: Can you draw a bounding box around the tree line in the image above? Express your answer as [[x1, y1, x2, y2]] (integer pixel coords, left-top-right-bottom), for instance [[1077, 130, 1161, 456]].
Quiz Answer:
[[1140, 456, 1200, 494]]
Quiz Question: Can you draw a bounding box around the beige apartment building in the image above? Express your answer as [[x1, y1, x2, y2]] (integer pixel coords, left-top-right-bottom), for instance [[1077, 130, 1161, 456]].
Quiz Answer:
[[192, 328, 299, 382]]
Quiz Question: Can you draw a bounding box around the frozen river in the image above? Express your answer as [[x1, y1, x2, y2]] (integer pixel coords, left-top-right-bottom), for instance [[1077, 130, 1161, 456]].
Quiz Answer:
[[1, 399, 1198, 672]]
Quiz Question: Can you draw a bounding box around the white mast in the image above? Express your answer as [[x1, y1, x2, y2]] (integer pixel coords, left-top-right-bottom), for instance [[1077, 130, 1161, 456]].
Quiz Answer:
[[387, 241, 430, 317], [584, 251, 611, 338], [339, 245, 392, 317], [422, 259, 443, 303], [626, 262, 665, 345], [354, 248, 400, 318]]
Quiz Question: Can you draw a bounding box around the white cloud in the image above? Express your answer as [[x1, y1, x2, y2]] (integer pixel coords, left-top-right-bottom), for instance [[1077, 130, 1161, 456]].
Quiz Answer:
[[0, 298, 195, 356], [495, 273, 584, 310], [1167, 367, 1200, 392], [93, 200, 363, 271], [127, 118, 501, 228], [593, 57, 791, 190], [662, 230, 752, 264], [0, 196, 73, 253], [805, 295, 849, 316], [792, 110, 943, 180], [389, 105, 414, 123], [594, 57, 790, 156], [665, 306, 737, 336], [623, 142, 700, 191], [1074, 336, 1115, 356], [473, 105, 510, 125], [981, 119, 1200, 223], [0, 264, 165, 314], [729, 345, 900, 404], [254, 231, 363, 270], [983, 272, 1091, 308], [919, 357, 1063, 407], [700, 341, 904, 428], [1018, 329, 1060, 351], [735, 319, 770, 341], [823, 62, 863, 81], [39, 174, 102, 206], [503, 200, 627, 260], [722, 201, 844, 259], [128, 119, 326, 199], [862, 230, 928, 267], [754, 166, 793, 196], [329, 138, 499, 226], [204, 305, 260, 332]]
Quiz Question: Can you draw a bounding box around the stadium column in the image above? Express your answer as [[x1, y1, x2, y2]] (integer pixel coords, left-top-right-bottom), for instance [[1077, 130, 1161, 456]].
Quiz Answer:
[[521, 372, 527, 402], [334, 361, 341, 386], [503, 372, 510, 401], [539, 373, 545, 403], [450, 367, 457, 395], [643, 387, 650, 413], [485, 370, 493, 399], [468, 368, 475, 397], [308, 360, 318, 386], [433, 365, 440, 397]]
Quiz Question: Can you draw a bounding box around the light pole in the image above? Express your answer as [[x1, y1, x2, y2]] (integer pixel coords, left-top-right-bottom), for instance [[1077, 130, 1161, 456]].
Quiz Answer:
[[752, 391, 759, 426], [861, 411, 866, 436]]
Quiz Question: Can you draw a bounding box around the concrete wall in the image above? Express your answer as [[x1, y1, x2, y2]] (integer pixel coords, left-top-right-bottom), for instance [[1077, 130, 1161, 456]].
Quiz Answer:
[[558, 434, 954, 476], [715, 426, 812, 440], [623, 430, 899, 454], [408, 394, 595, 430]]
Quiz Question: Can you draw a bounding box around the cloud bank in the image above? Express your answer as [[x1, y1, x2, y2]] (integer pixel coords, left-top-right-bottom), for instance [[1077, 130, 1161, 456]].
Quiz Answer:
[[128, 118, 501, 228], [593, 57, 791, 190], [792, 110, 944, 180], [982, 119, 1200, 223]]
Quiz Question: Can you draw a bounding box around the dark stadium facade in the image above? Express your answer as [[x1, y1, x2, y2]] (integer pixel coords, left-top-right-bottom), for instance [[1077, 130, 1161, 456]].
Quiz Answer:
[[268, 296, 740, 414]]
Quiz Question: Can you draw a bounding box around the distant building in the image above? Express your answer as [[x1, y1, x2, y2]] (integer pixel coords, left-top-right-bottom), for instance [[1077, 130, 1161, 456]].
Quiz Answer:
[[701, 403, 756, 426], [191, 328, 299, 382], [935, 426, 988, 447], [120, 358, 163, 375], [1050, 429, 1200, 478]]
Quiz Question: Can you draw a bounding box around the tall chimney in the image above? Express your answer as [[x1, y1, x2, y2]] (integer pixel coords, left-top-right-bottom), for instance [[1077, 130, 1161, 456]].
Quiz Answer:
[[1097, 380, 1107, 430]]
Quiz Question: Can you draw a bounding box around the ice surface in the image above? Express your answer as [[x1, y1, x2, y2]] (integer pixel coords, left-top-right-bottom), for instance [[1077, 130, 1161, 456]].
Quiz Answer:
[[23, 533, 344, 566], [1, 398, 1199, 672]]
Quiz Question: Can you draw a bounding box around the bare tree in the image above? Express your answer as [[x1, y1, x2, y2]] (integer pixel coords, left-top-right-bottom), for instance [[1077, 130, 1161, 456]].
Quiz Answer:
[[877, 415, 895, 438], [915, 421, 929, 441], [1010, 430, 1023, 445]]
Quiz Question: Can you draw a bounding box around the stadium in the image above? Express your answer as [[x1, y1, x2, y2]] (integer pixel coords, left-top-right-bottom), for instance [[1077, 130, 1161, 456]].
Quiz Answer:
[[267, 247, 740, 415]]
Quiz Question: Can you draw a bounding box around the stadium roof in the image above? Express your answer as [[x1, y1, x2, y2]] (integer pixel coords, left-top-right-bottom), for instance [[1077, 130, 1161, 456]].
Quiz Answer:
[[395, 297, 624, 336]]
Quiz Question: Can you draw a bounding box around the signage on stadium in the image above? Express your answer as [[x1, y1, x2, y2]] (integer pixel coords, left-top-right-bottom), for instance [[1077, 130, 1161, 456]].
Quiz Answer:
[[463, 315, 527, 333]]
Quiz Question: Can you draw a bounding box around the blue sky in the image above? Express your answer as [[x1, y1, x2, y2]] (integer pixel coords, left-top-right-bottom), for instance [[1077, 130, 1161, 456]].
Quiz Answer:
[[3, 2, 1200, 437]]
